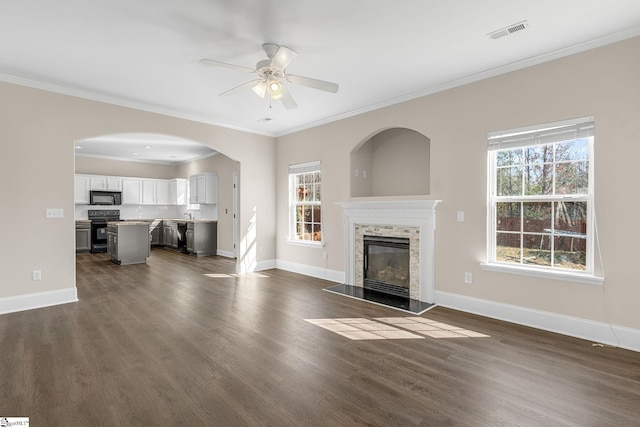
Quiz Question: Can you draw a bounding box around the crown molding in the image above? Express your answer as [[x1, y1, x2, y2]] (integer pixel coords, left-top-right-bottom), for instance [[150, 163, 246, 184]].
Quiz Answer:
[[2, 26, 639, 139], [274, 26, 640, 137]]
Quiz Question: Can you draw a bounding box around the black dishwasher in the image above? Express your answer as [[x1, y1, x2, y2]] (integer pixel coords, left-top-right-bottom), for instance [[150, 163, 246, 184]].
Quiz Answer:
[[177, 222, 189, 254]]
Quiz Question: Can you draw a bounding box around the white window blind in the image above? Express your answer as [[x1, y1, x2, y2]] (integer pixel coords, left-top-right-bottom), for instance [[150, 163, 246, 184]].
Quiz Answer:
[[289, 160, 321, 174], [488, 116, 594, 151]]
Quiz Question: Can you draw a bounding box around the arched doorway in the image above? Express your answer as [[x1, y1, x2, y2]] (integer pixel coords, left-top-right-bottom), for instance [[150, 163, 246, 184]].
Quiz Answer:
[[73, 133, 240, 259]]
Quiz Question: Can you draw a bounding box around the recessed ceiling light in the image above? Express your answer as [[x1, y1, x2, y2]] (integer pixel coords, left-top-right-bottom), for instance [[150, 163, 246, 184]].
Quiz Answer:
[[144, 145, 152, 149], [132, 152, 139, 156], [75, 145, 82, 149]]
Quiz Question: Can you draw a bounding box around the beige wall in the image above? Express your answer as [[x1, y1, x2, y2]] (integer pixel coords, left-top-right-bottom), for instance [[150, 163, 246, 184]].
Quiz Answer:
[[350, 138, 372, 197], [370, 128, 430, 197], [0, 82, 275, 303], [276, 37, 640, 331], [176, 154, 240, 255], [75, 155, 179, 179]]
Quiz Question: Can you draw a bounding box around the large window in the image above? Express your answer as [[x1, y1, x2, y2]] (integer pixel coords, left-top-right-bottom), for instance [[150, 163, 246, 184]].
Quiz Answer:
[[487, 117, 594, 273], [289, 161, 322, 244]]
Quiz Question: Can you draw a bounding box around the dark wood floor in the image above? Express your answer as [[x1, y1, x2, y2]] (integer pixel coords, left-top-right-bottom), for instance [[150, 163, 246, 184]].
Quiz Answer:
[[1, 249, 639, 426]]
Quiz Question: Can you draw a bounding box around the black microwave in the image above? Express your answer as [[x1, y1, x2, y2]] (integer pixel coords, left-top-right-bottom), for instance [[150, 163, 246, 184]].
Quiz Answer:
[[90, 190, 122, 205]]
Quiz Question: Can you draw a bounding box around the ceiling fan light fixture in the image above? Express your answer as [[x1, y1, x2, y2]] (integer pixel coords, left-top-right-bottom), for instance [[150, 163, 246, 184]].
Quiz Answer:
[[267, 80, 284, 98], [252, 81, 267, 98]]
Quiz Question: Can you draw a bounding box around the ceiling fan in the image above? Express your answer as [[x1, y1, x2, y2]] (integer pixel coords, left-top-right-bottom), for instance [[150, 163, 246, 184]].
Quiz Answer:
[[200, 43, 339, 110]]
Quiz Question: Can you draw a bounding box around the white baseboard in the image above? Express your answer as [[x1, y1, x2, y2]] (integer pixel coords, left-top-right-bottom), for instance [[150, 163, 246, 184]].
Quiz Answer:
[[0, 287, 78, 315], [236, 258, 277, 274], [435, 291, 640, 353], [275, 259, 345, 283], [216, 249, 235, 258]]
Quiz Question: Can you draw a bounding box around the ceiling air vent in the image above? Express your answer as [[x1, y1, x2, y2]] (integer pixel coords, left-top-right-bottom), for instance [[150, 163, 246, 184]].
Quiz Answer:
[[488, 20, 529, 40], [257, 117, 273, 123]]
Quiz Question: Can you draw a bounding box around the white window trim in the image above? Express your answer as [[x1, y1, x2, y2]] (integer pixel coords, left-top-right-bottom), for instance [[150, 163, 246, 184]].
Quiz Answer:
[[287, 160, 323, 246], [479, 262, 603, 285], [485, 116, 603, 283]]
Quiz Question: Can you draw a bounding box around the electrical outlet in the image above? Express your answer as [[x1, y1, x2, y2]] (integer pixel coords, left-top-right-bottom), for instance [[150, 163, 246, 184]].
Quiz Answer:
[[464, 272, 472, 284], [323, 251, 328, 260], [32, 270, 42, 281], [457, 211, 465, 222]]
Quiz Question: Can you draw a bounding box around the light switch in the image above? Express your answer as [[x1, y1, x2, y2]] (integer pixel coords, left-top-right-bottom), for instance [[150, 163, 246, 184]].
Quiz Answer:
[[457, 211, 464, 222], [46, 208, 64, 218]]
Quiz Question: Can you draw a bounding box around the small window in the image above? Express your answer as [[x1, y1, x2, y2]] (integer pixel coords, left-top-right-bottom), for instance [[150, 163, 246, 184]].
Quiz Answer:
[[487, 117, 594, 273], [289, 161, 322, 244]]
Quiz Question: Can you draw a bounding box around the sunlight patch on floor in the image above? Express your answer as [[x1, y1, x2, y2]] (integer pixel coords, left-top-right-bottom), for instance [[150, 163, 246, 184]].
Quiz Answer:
[[203, 272, 270, 278], [304, 317, 490, 340], [375, 317, 490, 338], [304, 318, 424, 340]]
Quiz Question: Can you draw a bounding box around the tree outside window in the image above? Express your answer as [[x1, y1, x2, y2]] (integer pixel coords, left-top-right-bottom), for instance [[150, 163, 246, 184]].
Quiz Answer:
[[488, 118, 594, 272], [289, 162, 322, 243]]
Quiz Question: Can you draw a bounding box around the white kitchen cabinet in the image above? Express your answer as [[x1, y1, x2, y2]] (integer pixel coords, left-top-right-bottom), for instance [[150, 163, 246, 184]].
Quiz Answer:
[[189, 173, 217, 204], [142, 179, 156, 204], [156, 180, 170, 205], [122, 178, 142, 204], [90, 176, 122, 191], [169, 178, 187, 205], [75, 176, 90, 204]]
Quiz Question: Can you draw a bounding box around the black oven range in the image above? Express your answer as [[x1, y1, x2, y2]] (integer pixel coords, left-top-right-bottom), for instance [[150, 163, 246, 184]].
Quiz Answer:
[[88, 209, 121, 253]]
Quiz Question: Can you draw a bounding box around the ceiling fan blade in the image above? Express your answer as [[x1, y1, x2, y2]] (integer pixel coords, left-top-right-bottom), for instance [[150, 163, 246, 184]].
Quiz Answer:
[[286, 74, 339, 93], [279, 85, 297, 110], [270, 46, 297, 70], [219, 79, 262, 96], [200, 58, 256, 74]]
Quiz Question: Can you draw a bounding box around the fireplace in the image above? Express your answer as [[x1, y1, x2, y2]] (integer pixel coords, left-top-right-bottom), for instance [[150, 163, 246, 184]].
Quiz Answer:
[[338, 199, 441, 304], [363, 235, 410, 298]]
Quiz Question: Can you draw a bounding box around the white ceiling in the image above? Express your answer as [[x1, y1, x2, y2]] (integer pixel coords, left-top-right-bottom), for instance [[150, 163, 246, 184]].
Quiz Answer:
[[2, 1, 640, 162], [74, 133, 218, 165]]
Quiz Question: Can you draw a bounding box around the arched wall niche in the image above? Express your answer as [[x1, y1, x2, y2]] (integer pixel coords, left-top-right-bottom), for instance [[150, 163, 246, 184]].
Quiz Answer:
[[350, 127, 430, 197]]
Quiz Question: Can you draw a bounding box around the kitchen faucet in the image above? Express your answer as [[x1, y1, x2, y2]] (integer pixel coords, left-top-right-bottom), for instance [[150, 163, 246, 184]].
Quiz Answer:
[[184, 212, 193, 220]]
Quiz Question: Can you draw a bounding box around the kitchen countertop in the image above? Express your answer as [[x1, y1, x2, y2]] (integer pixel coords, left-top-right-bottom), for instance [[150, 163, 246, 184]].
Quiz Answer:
[[108, 221, 150, 226], [77, 218, 216, 223], [134, 218, 217, 223]]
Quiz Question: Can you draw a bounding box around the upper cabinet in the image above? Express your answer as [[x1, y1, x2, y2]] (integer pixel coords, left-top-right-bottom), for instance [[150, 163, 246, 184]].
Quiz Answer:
[[90, 176, 122, 191], [169, 178, 187, 205], [122, 178, 142, 205], [75, 176, 90, 204], [142, 179, 157, 205], [156, 180, 170, 205], [75, 174, 190, 206], [189, 173, 217, 204]]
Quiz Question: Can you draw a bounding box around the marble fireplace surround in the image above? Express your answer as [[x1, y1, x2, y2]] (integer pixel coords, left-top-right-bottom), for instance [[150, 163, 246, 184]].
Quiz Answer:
[[339, 199, 441, 303]]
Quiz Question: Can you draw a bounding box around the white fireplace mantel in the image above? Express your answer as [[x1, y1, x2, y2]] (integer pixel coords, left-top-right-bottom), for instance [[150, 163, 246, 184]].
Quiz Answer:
[[338, 199, 441, 303]]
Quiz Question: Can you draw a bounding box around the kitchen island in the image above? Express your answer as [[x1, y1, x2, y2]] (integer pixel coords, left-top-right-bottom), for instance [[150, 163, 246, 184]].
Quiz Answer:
[[107, 221, 150, 265], [135, 218, 217, 256]]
